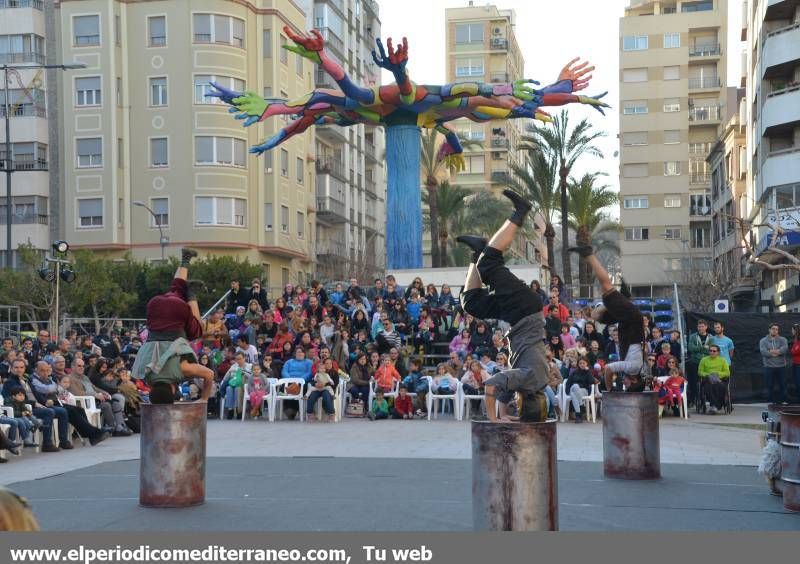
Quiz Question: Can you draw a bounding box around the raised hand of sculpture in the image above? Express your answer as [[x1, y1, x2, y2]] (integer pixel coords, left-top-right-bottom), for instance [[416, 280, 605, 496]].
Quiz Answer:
[[208, 27, 609, 269]]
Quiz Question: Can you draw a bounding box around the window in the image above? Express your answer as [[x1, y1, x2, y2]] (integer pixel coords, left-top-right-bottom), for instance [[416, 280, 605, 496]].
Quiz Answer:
[[296, 212, 304, 238], [622, 163, 648, 178], [0, 34, 45, 64], [78, 198, 103, 228], [663, 66, 680, 80], [623, 35, 648, 51], [664, 130, 680, 144], [193, 14, 244, 47], [118, 197, 123, 227], [194, 136, 246, 167], [149, 77, 167, 106], [625, 227, 649, 241], [774, 184, 800, 210], [263, 30, 271, 58], [115, 15, 121, 46], [663, 32, 680, 48], [296, 157, 304, 183], [664, 227, 681, 239], [194, 75, 245, 104], [281, 267, 289, 287], [117, 138, 123, 168], [280, 149, 289, 176], [623, 100, 647, 114], [690, 193, 711, 215], [74, 15, 100, 46], [691, 225, 710, 248], [264, 203, 273, 231], [280, 205, 289, 232], [296, 51, 303, 75], [76, 137, 102, 168], [116, 77, 122, 105], [623, 197, 649, 209], [623, 132, 648, 146], [195, 196, 246, 226], [464, 155, 485, 174], [264, 150, 273, 173], [663, 258, 683, 271], [151, 198, 169, 227], [75, 76, 101, 106], [664, 161, 681, 176], [664, 196, 681, 207], [150, 137, 168, 167], [148, 16, 166, 46], [623, 68, 647, 83], [681, 1, 713, 12], [663, 98, 680, 112], [280, 34, 288, 64], [455, 57, 484, 77], [455, 23, 483, 44]]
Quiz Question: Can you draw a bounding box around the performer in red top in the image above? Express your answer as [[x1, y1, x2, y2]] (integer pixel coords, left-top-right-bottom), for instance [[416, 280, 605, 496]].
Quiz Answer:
[[132, 249, 214, 404]]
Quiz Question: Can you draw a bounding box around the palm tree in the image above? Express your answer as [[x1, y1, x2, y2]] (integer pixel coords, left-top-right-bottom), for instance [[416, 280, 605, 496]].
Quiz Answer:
[[422, 182, 471, 267], [420, 129, 481, 267], [567, 173, 621, 297], [524, 109, 605, 287], [507, 150, 559, 272]]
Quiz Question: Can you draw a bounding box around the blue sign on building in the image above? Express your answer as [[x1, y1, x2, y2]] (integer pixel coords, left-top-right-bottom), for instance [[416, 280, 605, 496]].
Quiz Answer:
[[756, 230, 800, 256]]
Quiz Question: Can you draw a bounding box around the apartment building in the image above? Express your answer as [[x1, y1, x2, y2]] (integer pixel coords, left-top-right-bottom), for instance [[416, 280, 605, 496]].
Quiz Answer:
[[618, 0, 728, 296], [444, 2, 545, 267], [0, 0, 59, 267], [57, 0, 316, 289], [297, 0, 386, 282], [743, 0, 800, 311]]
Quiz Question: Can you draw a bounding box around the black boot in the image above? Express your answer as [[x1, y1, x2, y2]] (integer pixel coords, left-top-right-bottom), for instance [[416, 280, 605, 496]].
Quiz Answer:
[[456, 235, 488, 263], [502, 189, 532, 226], [180, 247, 198, 267], [575, 408, 584, 423], [567, 244, 594, 258]]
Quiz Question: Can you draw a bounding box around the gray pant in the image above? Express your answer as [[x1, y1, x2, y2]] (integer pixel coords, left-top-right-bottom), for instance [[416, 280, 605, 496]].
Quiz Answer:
[[99, 394, 127, 430]]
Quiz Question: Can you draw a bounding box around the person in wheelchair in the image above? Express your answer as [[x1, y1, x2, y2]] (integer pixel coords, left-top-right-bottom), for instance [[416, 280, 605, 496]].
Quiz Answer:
[[697, 345, 730, 414]]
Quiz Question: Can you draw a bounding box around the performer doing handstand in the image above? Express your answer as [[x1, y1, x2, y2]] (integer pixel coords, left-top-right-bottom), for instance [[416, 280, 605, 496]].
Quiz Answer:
[[568, 245, 645, 392], [132, 249, 214, 404], [457, 190, 549, 422]]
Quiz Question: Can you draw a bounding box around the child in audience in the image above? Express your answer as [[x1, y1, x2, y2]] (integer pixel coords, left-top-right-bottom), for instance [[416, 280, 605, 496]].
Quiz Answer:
[[368, 389, 389, 420], [374, 354, 400, 393], [392, 385, 414, 419], [432, 363, 457, 395], [403, 358, 429, 417], [4, 387, 39, 447], [248, 364, 270, 418]]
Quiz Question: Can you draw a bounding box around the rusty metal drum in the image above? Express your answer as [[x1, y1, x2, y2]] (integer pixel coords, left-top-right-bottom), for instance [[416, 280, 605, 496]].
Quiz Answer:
[[139, 402, 207, 508], [602, 392, 661, 480], [472, 420, 558, 531], [765, 404, 800, 496], [780, 410, 800, 512]]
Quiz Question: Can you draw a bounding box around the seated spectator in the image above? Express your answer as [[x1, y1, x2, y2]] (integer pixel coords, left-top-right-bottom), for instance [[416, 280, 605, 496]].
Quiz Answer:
[[647, 327, 665, 355], [312, 347, 339, 376], [641, 354, 657, 388], [303, 295, 325, 324], [220, 352, 251, 420], [4, 387, 39, 447], [388, 347, 408, 379], [247, 364, 270, 418], [374, 354, 401, 393], [567, 358, 596, 423], [655, 343, 675, 374], [668, 329, 682, 360], [348, 352, 371, 408], [545, 364, 563, 419], [319, 315, 336, 349], [460, 359, 487, 396], [392, 385, 414, 419], [68, 359, 130, 435], [376, 319, 402, 355], [545, 306, 562, 340], [560, 323, 577, 350], [424, 284, 439, 308], [403, 358, 428, 417], [548, 334, 564, 361], [306, 368, 336, 422], [432, 363, 458, 395], [449, 329, 471, 361], [247, 279, 269, 312], [698, 345, 730, 414], [438, 284, 458, 311], [281, 347, 313, 384], [583, 322, 606, 351], [655, 367, 686, 417], [586, 340, 604, 366], [367, 389, 389, 420], [469, 322, 492, 359]]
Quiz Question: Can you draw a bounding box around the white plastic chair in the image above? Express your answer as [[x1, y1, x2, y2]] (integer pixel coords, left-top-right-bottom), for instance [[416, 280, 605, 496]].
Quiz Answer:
[[0, 403, 18, 459], [73, 395, 103, 429], [241, 378, 277, 421], [424, 376, 458, 420], [458, 381, 486, 420], [367, 378, 400, 414], [271, 378, 306, 422], [312, 379, 344, 422], [561, 380, 599, 423]]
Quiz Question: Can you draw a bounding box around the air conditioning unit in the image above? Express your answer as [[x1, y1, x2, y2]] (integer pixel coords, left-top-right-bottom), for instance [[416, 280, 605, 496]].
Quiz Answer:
[[493, 27, 502, 35]]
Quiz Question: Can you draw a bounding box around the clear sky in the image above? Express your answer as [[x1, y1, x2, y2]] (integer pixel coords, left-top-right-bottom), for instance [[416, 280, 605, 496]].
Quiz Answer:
[[377, 0, 743, 204]]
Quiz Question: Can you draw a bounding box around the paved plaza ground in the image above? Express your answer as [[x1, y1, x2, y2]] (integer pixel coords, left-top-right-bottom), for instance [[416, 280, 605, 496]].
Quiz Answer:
[[3, 404, 799, 531]]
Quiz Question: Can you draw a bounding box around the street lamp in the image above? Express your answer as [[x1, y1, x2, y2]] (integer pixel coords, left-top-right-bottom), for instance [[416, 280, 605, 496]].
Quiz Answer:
[[133, 200, 168, 260], [37, 240, 76, 338], [3, 61, 87, 267]]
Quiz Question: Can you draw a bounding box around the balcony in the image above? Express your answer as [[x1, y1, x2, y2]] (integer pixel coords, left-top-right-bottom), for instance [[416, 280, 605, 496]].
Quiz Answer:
[[315, 157, 347, 182], [762, 85, 800, 135], [490, 72, 509, 83], [4, 157, 48, 171], [763, 147, 800, 191], [689, 204, 712, 216], [363, 0, 378, 15], [763, 22, 800, 74], [317, 239, 347, 259], [0, 51, 45, 65], [0, 0, 44, 8], [315, 69, 338, 90], [689, 44, 720, 57], [0, 213, 48, 225], [490, 38, 509, 50], [316, 26, 344, 55], [315, 122, 348, 144], [688, 76, 721, 90], [491, 137, 509, 149], [364, 142, 377, 163], [316, 196, 348, 224], [688, 105, 721, 122], [690, 173, 711, 185], [491, 170, 509, 183], [365, 178, 377, 197], [364, 211, 378, 232]]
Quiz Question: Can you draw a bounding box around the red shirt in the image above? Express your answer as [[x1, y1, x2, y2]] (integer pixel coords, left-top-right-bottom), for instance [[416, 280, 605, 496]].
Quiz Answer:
[[146, 278, 203, 340], [394, 394, 413, 415], [792, 340, 800, 366]]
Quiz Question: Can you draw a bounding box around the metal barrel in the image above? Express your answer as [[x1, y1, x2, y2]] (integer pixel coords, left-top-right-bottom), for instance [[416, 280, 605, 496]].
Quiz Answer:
[[780, 410, 800, 512], [472, 420, 558, 531], [139, 402, 207, 508], [602, 392, 661, 480], [765, 404, 800, 496]]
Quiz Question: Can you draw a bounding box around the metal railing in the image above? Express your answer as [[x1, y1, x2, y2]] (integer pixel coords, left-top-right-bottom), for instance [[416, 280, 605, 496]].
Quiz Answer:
[[688, 76, 720, 89], [0, 51, 45, 64], [316, 26, 344, 54], [689, 44, 720, 57], [688, 106, 720, 121], [316, 196, 347, 219], [315, 157, 347, 181], [4, 157, 48, 170], [0, 104, 47, 118], [365, 178, 377, 197], [689, 173, 711, 185], [316, 240, 347, 259], [315, 69, 337, 89], [364, 142, 376, 161], [0, 213, 48, 225], [0, 0, 43, 8]]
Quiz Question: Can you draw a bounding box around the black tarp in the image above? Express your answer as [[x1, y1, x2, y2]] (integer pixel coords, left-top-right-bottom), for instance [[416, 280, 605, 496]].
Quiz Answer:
[[684, 312, 800, 402]]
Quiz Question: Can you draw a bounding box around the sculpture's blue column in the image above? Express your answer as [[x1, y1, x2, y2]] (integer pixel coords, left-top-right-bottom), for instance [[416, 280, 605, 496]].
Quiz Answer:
[[385, 125, 422, 269]]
